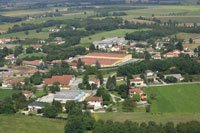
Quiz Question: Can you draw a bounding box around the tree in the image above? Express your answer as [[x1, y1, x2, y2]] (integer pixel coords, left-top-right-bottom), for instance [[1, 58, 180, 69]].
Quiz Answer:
[[96, 60, 101, 69], [52, 100, 62, 112], [43, 104, 58, 118], [164, 122, 176, 133], [97, 71, 103, 85], [189, 38, 193, 44], [144, 51, 151, 60], [65, 101, 76, 113], [83, 73, 89, 84], [122, 98, 136, 112], [49, 82, 60, 93], [89, 44, 95, 51], [24, 31, 29, 35], [165, 76, 177, 83], [176, 41, 183, 51], [132, 94, 141, 102], [146, 105, 151, 113]]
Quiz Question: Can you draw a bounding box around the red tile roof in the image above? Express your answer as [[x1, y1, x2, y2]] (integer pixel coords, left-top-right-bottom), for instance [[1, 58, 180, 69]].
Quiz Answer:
[[85, 97, 103, 103], [81, 58, 119, 66], [86, 52, 128, 58], [22, 90, 32, 94], [129, 88, 144, 94], [89, 78, 100, 85], [32, 44, 41, 48], [22, 60, 42, 66], [49, 60, 62, 64], [44, 75, 74, 85], [9, 78, 24, 85], [68, 62, 77, 66]]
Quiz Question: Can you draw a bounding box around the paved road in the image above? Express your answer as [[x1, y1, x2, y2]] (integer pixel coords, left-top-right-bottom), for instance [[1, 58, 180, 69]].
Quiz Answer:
[[110, 93, 124, 103], [147, 81, 200, 87], [70, 78, 83, 90]]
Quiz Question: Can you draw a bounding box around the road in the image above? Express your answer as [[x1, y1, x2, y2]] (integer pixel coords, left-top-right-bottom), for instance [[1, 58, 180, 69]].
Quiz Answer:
[[110, 93, 124, 103], [147, 81, 200, 87], [70, 78, 83, 90]]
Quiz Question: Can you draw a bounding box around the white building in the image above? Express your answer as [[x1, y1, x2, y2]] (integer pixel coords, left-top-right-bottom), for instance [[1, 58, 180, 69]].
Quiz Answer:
[[85, 97, 103, 110], [28, 102, 43, 111]]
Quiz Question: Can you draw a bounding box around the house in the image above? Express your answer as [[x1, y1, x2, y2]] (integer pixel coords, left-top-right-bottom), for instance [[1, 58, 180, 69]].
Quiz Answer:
[[47, 60, 62, 66], [130, 77, 145, 87], [28, 102, 44, 111], [164, 74, 184, 81], [54, 90, 85, 103], [116, 76, 124, 81], [146, 48, 154, 54], [22, 60, 43, 68], [85, 97, 103, 110], [145, 70, 157, 82], [5, 54, 15, 60], [129, 88, 147, 100], [68, 62, 78, 70], [32, 44, 42, 51], [22, 90, 35, 100], [110, 46, 121, 52], [164, 50, 181, 58], [88, 78, 100, 88], [152, 54, 161, 60], [4, 54, 15, 64], [44, 75, 75, 90], [4, 78, 24, 87]]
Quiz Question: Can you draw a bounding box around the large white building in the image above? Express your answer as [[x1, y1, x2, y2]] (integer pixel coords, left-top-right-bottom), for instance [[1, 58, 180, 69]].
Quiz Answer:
[[93, 37, 127, 50]]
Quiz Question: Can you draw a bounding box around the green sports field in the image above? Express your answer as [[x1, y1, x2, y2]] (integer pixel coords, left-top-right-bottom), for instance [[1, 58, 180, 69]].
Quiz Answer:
[[145, 84, 200, 113]]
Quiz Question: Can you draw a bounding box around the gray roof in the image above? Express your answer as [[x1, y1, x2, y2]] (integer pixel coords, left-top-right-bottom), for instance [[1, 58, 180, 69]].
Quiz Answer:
[[28, 102, 44, 107], [93, 37, 127, 46]]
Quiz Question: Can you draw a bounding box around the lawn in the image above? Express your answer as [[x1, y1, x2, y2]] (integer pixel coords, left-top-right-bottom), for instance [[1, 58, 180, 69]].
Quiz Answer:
[[0, 89, 20, 100], [93, 112, 200, 124], [0, 115, 66, 133], [144, 84, 200, 113], [81, 29, 150, 43], [18, 53, 47, 59], [34, 90, 47, 98]]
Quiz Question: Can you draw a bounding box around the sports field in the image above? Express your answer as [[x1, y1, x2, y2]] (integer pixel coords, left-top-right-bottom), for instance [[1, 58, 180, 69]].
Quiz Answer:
[[144, 84, 200, 113]]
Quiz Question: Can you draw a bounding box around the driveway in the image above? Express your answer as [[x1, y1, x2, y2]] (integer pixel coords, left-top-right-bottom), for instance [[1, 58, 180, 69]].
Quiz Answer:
[[70, 78, 83, 90]]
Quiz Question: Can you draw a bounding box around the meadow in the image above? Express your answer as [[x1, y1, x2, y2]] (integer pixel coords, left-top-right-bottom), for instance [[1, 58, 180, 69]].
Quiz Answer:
[[144, 84, 200, 113], [0, 115, 66, 133], [81, 29, 150, 43], [93, 112, 200, 124], [0, 89, 20, 100]]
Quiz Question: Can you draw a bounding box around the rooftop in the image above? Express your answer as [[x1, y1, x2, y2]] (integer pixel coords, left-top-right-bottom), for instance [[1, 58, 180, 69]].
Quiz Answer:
[[45, 75, 74, 85]]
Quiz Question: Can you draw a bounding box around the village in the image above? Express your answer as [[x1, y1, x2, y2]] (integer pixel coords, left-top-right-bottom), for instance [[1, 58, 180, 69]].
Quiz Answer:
[[0, 34, 198, 116]]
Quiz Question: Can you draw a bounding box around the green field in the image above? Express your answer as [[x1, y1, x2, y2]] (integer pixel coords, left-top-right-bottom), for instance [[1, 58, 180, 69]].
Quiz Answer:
[[93, 112, 200, 124], [0, 89, 20, 100], [81, 29, 150, 43], [0, 115, 66, 133], [18, 53, 47, 59], [144, 84, 200, 113]]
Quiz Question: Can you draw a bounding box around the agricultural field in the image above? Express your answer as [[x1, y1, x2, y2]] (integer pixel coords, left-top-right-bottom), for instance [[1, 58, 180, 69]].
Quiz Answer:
[[0, 115, 66, 133], [81, 29, 150, 43], [144, 84, 200, 113], [0, 89, 20, 100], [93, 112, 200, 124]]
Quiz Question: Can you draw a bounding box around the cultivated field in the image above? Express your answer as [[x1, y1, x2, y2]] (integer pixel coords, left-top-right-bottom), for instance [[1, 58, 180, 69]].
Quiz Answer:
[[0, 89, 20, 100], [144, 84, 200, 113], [0, 115, 66, 133]]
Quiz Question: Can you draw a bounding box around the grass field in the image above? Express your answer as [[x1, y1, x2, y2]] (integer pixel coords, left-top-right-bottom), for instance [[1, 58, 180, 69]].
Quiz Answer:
[[18, 53, 47, 59], [0, 115, 66, 133], [93, 112, 200, 124], [81, 29, 150, 43], [0, 89, 20, 100], [144, 84, 200, 113]]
